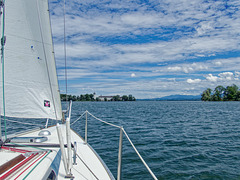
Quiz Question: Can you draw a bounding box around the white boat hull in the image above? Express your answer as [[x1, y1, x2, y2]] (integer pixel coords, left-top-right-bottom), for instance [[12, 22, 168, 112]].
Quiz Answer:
[[0, 125, 114, 180]]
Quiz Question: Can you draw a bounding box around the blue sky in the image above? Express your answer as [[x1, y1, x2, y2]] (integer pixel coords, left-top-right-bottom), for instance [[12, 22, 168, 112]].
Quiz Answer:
[[49, 0, 240, 99]]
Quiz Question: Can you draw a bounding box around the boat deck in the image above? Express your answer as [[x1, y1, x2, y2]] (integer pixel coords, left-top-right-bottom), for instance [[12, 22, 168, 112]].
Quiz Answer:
[[0, 124, 114, 180]]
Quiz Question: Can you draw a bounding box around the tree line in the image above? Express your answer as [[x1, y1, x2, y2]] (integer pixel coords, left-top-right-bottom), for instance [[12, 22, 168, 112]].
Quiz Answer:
[[110, 94, 136, 101], [61, 94, 95, 101], [201, 84, 240, 101], [60, 94, 136, 101]]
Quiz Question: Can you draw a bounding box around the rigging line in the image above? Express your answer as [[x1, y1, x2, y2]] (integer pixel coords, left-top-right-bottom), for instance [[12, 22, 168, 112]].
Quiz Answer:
[[2, 118, 41, 126], [122, 128, 158, 180], [1, 0, 6, 140], [76, 153, 99, 180], [87, 111, 121, 129], [36, 0, 58, 120], [8, 142, 46, 151], [70, 110, 87, 125], [64, 0, 68, 104]]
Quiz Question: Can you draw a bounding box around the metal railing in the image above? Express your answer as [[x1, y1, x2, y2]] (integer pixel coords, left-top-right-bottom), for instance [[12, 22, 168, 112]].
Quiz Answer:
[[71, 110, 158, 180]]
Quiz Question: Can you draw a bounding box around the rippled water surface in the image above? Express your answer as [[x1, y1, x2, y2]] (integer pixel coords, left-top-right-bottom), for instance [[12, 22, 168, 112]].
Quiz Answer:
[[5, 101, 240, 179]]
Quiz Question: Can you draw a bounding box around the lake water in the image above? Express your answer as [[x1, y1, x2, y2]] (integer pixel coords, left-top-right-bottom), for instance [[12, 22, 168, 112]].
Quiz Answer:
[[68, 101, 240, 180], [4, 101, 240, 179]]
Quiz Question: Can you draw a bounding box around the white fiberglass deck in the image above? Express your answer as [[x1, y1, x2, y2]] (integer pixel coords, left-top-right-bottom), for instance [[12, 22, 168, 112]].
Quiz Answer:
[[0, 124, 114, 180]]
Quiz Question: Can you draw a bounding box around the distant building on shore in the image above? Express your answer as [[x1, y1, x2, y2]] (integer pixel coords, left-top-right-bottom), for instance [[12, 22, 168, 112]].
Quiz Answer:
[[94, 93, 134, 101], [60, 93, 135, 101], [98, 96, 114, 101]]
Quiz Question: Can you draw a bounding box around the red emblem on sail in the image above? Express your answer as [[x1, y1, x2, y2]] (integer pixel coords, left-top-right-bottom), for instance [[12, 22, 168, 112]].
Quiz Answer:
[[44, 100, 50, 107]]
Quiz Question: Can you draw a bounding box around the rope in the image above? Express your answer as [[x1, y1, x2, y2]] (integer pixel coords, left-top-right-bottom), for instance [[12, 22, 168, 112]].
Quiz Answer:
[[122, 128, 158, 180], [22, 151, 51, 180], [1, 146, 31, 153], [72, 111, 157, 179], [0, 153, 37, 180], [36, 0, 58, 120], [70, 110, 87, 125], [86, 111, 121, 129], [8, 142, 46, 151]]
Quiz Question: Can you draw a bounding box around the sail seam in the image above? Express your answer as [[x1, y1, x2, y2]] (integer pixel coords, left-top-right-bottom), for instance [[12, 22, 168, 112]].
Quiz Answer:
[[1, 80, 59, 87], [4, 33, 52, 45]]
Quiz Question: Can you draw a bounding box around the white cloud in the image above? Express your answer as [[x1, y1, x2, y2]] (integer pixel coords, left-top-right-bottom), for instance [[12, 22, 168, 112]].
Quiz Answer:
[[187, 79, 201, 83], [218, 72, 234, 81], [167, 62, 208, 73], [214, 61, 222, 66], [205, 72, 238, 83], [49, 0, 240, 98], [51, 0, 240, 65], [121, 12, 159, 27], [195, 22, 214, 36], [235, 71, 240, 79], [206, 74, 218, 82], [167, 66, 182, 71]]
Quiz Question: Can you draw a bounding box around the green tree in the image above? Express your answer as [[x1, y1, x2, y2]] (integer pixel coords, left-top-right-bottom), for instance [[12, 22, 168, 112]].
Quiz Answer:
[[68, 95, 73, 101], [128, 94, 133, 101], [72, 95, 77, 101], [122, 95, 128, 101], [89, 94, 94, 101], [201, 88, 212, 101], [224, 84, 238, 101], [113, 95, 121, 101], [60, 94, 67, 101], [80, 94, 85, 101], [212, 85, 225, 101], [85, 94, 91, 101], [235, 91, 240, 101]]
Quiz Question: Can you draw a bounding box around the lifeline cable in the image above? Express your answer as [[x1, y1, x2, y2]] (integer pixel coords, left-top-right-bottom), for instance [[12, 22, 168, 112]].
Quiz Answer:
[[72, 110, 158, 180]]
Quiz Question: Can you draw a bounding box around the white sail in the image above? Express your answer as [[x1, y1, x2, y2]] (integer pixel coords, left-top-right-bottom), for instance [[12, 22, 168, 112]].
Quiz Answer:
[[0, 0, 62, 120]]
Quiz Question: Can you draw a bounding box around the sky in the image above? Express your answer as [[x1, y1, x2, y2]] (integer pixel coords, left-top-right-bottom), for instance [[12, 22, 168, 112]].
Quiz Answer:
[[49, 0, 240, 99]]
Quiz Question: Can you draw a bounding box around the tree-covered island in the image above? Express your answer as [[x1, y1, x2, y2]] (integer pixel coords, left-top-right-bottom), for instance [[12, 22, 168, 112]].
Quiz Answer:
[[201, 84, 240, 101], [61, 93, 136, 101]]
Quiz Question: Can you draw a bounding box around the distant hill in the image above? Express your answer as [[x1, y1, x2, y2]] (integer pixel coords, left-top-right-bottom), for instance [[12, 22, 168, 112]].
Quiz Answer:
[[138, 94, 201, 101]]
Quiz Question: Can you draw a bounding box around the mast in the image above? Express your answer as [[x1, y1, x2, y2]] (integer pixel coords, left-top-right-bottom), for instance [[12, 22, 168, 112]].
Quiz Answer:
[[64, 0, 68, 104], [0, 0, 2, 140]]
